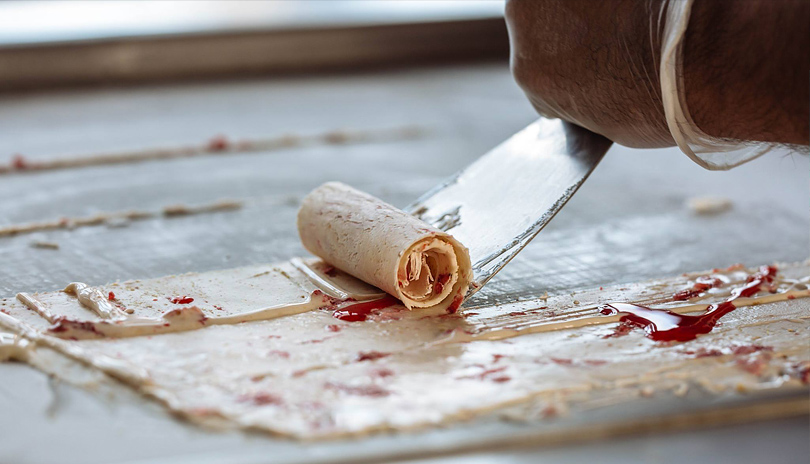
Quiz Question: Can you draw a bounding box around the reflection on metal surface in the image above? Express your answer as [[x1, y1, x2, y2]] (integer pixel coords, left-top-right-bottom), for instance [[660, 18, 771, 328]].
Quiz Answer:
[[418, 204, 462, 232], [290, 257, 386, 301], [406, 118, 612, 294]]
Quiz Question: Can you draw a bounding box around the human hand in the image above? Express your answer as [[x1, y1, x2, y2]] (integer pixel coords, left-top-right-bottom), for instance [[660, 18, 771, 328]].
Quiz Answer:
[[505, 0, 809, 151]]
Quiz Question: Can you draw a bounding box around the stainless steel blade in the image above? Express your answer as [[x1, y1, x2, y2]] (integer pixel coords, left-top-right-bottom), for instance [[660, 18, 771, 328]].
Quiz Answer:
[[405, 118, 612, 295]]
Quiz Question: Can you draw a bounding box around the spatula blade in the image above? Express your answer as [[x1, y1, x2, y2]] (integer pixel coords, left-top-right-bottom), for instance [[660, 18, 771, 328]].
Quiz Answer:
[[406, 118, 612, 294]]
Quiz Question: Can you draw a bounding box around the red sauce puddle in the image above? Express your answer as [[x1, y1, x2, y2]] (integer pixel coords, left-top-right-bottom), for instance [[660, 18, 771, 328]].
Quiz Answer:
[[332, 296, 400, 322], [600, 265, 777, 342]]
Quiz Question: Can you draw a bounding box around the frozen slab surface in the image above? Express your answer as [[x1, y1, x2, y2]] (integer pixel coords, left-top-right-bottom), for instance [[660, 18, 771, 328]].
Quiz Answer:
[[0, 63, 807, 463]]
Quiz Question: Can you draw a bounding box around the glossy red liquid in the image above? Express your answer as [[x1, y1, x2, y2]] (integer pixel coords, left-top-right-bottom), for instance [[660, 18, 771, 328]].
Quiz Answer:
[[447, 294, 464, 314], [672, 275, 724, 301], [434, 274, 451, 294], [601, 265, 777, 342], [332, 296, 400, 322], [600, 301, 737, 342]]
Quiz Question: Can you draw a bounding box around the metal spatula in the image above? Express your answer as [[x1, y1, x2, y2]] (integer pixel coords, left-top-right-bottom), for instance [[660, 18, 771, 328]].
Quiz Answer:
[[405, 118, 612, 296]]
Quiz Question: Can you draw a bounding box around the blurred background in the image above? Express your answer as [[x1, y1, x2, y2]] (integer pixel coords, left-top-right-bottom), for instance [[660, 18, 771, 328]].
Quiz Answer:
[[0, 0, 507, 91], [0, 2, 807, 464]]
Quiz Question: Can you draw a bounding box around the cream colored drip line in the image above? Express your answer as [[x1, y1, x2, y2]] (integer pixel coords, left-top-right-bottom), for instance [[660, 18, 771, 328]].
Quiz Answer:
[[0, 310, 150, 383], [0, 126, 423, 175], [475, 273, 796, 331], [443, 289, 810, 344], [492, 285, 724, 328], [38, 289, 336, 340], [10, 266, 809, 342], [660, 0, 770, 170], [9, 260, 381, 340], [0, 199, 242, 238], [63, 282, 131, 317], [15, 293, 59, 323], [476, 291, 691, 329]]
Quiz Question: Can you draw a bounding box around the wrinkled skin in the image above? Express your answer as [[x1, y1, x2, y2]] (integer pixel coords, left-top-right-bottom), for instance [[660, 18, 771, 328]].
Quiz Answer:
[[505, 0, 809, 149]]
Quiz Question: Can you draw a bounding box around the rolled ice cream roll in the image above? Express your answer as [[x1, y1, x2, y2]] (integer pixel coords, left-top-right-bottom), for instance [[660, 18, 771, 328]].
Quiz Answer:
[[297, 182, 472, 312]]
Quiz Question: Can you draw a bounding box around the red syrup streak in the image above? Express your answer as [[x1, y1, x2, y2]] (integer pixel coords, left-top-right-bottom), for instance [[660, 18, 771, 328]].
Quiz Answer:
[[311, 290, 344, 307], [356, 351, 390, 362], [672, 275, 724, 301], [447, 293, 464, 314], [322, 265, 338, 277], [11, 154, 28, 170], [268, 350, 290, 359], [459, 366, 511, 383], [332, 295, 399, 322], [237, 392, 283, 406], [169, 296, 194, 304], [207, 135, 229, 151], [48, 319, 103, 337], [107, 291, 115, 301], [600, 265, 777, 342], [434, 274, 451, 294], [371, 367, 395, 378]]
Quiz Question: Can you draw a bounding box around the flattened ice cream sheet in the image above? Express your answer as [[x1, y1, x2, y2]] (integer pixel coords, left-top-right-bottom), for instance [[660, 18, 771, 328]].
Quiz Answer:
[[298, 182, 472, 311], [1, 263, 808, 439]]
